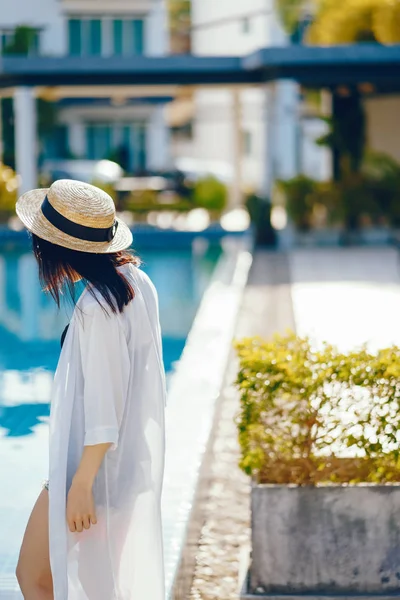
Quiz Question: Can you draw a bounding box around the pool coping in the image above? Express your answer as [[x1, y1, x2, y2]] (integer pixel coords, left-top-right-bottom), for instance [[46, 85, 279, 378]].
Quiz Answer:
[[0, 224, 248, 250], [161, 235, 253, 599]]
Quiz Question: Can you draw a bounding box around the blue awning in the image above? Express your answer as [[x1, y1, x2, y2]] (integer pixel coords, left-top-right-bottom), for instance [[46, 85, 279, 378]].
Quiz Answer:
[[1, 44, 400, 89]]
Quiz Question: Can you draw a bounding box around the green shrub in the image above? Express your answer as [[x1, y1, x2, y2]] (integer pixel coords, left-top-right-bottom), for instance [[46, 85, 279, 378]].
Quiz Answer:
[[192, 176, 227, 213], [91, 180, 117, 202], [276, 175, 317, 230], [245, 194, 276, 247], [235, 332, 400, 485], [123, 189, 193, 213], [0, 163, 18, 221], [278, 166, 400, 230], [324, 174, 382, 230], [363, 152, 400, 227]]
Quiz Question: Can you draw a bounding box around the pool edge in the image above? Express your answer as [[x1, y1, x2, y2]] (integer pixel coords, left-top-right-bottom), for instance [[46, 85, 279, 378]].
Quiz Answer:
[[162, 236, 253, 599]]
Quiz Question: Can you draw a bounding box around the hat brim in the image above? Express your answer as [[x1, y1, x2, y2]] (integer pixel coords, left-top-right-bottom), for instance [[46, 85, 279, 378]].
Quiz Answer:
[[16, 188, 133, 254]]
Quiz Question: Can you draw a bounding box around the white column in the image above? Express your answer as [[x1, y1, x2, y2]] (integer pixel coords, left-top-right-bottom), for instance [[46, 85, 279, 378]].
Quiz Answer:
[[68, 121, 86, 158], [261, 81, 300, 194], [146, 105, 171, 171], [230, 89, 243, 208], [145, 0, 169, 56], [14, 87, 37, 194], [275, 81, 299, 180], [261, 83, 277, 199]]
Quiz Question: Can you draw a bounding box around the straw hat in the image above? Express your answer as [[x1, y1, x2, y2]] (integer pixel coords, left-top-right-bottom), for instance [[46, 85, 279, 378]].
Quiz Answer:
[[16, 179, 133, 253]]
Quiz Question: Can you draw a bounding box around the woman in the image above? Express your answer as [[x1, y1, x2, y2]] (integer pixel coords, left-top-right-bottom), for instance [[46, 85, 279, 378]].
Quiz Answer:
[[15, 180, 166, 600]]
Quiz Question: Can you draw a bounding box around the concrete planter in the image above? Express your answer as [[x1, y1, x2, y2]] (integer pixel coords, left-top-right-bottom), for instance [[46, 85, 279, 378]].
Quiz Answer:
[[242, 484, 400, 600], [276, 226, 343, 249], [296, 228, 344, 248], [343, 227, 392, 246], [276, 225, 396, 249]]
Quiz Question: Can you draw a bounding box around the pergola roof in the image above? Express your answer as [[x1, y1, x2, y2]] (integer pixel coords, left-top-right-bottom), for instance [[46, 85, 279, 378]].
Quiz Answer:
[[244, 44, 400, 90], [1, 44, 400, 92]]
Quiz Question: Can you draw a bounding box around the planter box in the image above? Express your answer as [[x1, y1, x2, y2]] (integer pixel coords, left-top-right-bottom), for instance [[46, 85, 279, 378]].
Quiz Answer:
[[242, 484, 400, 599], [296, 229, 344, 247], [276, 227, 343, 249], [276, 225, 396, 249], [343, 227, 391, 246]]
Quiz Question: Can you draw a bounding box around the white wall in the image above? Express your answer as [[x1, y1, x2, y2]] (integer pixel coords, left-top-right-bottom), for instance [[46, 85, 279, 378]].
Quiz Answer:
[[174, 0, 300, 198], [300, 118, 331, 181], [192, 0, 272, 55], [145, 0, 169, 56], [146, 105, 171, 170], [187, 0, 271, 195], [365, 95, 400, 163], [1, 0, 66, 55]]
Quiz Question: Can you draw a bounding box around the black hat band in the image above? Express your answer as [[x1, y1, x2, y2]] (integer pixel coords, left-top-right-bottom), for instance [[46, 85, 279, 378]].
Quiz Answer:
[[41, 195, 118, 243]]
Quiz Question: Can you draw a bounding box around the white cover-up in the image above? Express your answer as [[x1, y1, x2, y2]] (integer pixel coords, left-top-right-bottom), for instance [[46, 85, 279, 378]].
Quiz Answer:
[[48, 263, 166, 600]]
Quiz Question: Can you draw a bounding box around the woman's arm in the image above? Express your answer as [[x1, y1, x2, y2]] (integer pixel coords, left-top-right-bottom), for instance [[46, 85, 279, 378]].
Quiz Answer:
[[69, 302, 129, 533], [66, 443, 111, 533]]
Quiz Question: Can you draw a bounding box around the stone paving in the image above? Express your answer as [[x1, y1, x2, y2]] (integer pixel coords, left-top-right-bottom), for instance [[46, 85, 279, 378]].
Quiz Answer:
[[185, 247, 400, 600], [186, 251, 295, 600], [188, 355, 251, 600]]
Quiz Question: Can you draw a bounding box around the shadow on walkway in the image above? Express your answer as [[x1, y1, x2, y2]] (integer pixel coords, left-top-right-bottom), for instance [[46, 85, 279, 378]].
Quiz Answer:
[[236, 250, 295, 339]]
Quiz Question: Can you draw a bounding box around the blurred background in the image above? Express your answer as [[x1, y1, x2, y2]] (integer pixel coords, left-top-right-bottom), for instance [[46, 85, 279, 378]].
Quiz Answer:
[[1, 1, 400, 599], [1, 0, 400, 240]]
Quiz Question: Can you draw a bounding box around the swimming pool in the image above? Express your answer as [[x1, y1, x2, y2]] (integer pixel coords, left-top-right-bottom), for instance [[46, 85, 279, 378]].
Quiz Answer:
[[0, 237, 222, 597]]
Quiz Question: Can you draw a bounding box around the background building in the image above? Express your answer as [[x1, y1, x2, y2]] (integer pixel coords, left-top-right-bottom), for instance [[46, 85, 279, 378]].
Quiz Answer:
[[172, 0, 330, 200], [0, 0, 171, 174]]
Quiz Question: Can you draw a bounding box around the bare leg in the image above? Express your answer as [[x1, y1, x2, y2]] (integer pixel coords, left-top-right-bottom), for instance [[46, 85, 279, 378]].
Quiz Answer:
[[16, 489, 53, 600]]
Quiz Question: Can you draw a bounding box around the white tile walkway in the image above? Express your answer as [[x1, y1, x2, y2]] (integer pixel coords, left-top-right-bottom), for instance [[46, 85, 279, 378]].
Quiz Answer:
[[289, 248, 400, 352], [163, 239, 252, 598]]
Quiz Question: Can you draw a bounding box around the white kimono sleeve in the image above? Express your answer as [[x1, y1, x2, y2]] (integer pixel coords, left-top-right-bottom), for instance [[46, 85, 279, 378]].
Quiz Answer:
[[79, 302, 130, 450]]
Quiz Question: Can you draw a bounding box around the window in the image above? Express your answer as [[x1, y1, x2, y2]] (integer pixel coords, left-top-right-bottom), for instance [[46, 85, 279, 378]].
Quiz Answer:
[[30, 30, 40, 55], [68, 20, 81, 56], [68, 19, 102, 56], [0, 28, 40, 55], [243, 131, 252, 156], [113, 19, 144, 56], [113, 20, 123, 55], [43, 125, 69, 159], [131, 20, 144, 55], [85, 123, 147, 172], [241, 17, 251, 34], [86, 124, 112, 160], [136, 123, 147, 171], [122, 123, 147, 172], [88, 20, 101, 55], [68, 18, 144, 57], [1, 33, 13, 53]]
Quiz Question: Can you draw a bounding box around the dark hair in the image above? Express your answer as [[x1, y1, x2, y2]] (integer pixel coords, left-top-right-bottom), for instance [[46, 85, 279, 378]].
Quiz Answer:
[[32, 233, 140, 314]]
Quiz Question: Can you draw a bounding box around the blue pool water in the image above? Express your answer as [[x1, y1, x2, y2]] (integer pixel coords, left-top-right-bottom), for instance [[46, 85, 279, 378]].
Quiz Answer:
[[0, 238, 221, 596]]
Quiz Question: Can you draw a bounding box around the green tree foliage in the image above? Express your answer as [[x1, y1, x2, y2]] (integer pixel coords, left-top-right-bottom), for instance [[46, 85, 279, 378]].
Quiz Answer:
[[317, 92, 366, 180], [169, 0, 191, 54], [276, 0, 400, 44], [3, 25, 38, 54], [275, 0, 310, 35], [308, 0, 400, 45]]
